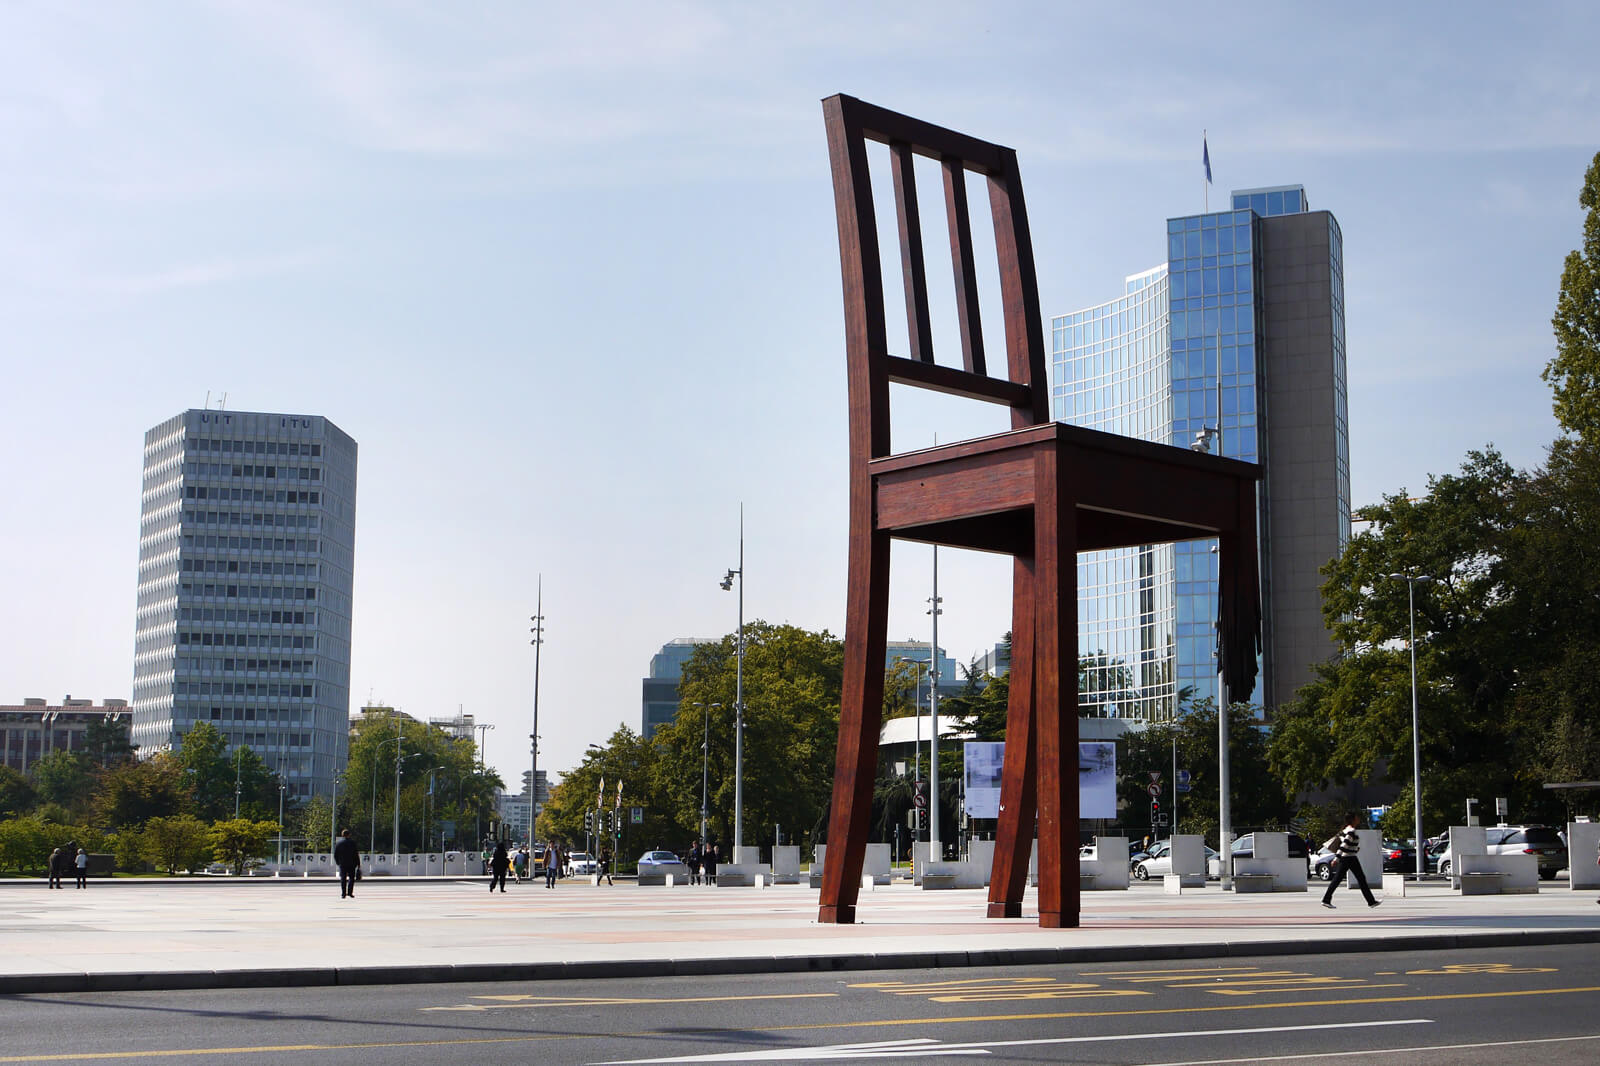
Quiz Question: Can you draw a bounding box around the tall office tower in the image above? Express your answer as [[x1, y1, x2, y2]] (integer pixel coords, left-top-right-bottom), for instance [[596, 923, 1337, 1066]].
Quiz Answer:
[[131, 410, 358, 800], [1053, 186, 1348, 720]]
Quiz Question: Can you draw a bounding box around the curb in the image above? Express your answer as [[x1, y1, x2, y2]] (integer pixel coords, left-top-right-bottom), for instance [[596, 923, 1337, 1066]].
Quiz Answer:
[[6, 927, 1600, 996]]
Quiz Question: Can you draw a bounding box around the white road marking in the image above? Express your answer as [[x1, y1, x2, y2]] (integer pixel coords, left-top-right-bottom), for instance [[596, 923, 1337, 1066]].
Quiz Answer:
[[597, 1018, 1432, 1062], [1136, 1031, 1600, 1065]]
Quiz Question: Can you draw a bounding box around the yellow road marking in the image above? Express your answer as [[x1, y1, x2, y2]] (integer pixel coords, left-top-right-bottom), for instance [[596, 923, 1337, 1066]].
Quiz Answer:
[[7, 983, 1600, 1062], [1406, 963, 1556, 975], [1078, 965, 1261, 976], [422, 991, 836, 1013], [1208, 982, 1408, 997]]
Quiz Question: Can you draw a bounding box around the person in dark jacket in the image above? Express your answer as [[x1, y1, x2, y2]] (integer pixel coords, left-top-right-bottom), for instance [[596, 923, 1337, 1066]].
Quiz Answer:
[[489, 841, 510, 893], [1321, 813, 1380, 909], [333, 829, 361, 899]]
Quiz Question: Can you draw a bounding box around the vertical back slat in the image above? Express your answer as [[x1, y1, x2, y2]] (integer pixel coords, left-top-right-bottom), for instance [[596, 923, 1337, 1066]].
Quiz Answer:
[[986, 148, 1051, 427], [890, 141, 934, 364], [942, 155, 986, 376]]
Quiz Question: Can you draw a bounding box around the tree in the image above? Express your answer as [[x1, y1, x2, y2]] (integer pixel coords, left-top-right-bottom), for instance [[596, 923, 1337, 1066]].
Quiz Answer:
[[944, 659, 1009, 742], [82, 717, 135, 768], [0, 767, 35, 817], [343, 714, 495, 853], [1544, 151, 1600, 442], [661, 622, 844, 853], [541, 726, 670, 867], [0, 816, 51, 874], [141, 815, 212, 875], [92, 754, 189, 829], [28, 750, 95, 818], [1122, 702, 1287, 847], [209, 818, 280, 875]]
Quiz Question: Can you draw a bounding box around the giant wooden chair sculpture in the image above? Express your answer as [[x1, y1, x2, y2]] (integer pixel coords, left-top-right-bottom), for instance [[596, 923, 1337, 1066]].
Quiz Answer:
[[817, 95, 1262, 928]]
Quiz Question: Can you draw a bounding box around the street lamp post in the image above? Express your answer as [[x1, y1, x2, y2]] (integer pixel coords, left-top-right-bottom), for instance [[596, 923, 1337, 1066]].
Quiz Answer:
[[234, 748, 244, 819], [529, 578, 545, 850], [897, 656, 930, 843], [276, 782, 286, 866], [927, 548, 943, 861], [692, 702, 721, 845], [1194, 391, 1230, 890], [721, 507, 746, 860], [392, 750, 424, 864], [1388, 572, 1435, 880], [370, 736, 402, 853], [427, 767, 448, 852]]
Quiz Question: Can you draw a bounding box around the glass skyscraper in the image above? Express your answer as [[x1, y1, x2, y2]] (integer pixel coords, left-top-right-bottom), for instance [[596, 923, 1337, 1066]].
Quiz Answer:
[[1052, 185, 1348, 720], [131, 409, 357, 799]]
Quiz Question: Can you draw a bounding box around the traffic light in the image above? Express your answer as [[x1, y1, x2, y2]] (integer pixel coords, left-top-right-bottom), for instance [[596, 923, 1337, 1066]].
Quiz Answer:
[[1150, 799, 1161, 821], [584, 810, 594, 832]]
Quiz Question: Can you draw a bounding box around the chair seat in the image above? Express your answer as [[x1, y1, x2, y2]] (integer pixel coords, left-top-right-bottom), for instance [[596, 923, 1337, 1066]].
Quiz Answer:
[[870, 422, 1257, 555]]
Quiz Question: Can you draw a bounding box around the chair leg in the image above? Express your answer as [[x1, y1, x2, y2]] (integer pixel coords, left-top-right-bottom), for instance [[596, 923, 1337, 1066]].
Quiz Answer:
[[988, 555, 1036, 918], [818, 528, 890, 924], [1034, 452, 1080, 929]]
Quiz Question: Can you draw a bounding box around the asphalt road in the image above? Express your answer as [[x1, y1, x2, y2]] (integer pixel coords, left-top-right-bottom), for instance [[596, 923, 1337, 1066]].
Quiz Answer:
[[6, 943, 1600, 1064]]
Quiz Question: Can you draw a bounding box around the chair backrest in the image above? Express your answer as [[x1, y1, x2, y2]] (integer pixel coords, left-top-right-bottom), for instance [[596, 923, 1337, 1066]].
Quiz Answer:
[[822, 94, 1050, 460]]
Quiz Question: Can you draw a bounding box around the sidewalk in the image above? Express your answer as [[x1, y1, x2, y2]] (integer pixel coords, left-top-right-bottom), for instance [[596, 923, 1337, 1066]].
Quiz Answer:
[[3, 876, 1599, 994]]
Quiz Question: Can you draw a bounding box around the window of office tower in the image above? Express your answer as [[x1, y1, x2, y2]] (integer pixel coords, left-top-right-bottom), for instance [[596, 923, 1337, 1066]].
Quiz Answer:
[[1166, 208, 1262, 707], [1050, 267, 1177, 722]]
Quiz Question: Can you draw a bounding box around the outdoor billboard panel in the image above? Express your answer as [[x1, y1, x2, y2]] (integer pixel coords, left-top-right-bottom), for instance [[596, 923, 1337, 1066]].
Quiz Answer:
[[963, 741, 1117, 820]]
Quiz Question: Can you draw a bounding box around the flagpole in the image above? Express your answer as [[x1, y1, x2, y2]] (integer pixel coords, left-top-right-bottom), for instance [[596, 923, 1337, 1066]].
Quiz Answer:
[[1203, 129, 1209, 213]]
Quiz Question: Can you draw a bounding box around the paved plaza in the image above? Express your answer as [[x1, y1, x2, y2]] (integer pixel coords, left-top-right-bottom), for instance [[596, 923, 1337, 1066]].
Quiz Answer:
[[4, 874, 1599, 994]]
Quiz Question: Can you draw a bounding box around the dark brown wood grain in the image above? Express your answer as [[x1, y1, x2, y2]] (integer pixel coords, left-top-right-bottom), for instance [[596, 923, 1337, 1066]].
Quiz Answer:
[[817, 94, 1262, 929]]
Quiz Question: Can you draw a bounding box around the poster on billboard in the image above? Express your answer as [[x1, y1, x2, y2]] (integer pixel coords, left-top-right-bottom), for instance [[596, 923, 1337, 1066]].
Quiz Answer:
[[963, 741, 1118, 820]]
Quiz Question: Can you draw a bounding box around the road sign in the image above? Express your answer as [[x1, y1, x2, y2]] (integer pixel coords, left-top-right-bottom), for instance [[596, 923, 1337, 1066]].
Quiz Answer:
[[1148, 771, 1162, 783], [1148, 783, 1161, 797], [913, 780, 927, 809], [1156, 813, 1169, 826], [630, 806, 643, 825], [1176, 769, 1192, 794]]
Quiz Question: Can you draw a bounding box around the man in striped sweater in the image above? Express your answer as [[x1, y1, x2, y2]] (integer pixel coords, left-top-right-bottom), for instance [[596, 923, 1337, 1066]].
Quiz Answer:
[[1321, 813, 1380, 909]]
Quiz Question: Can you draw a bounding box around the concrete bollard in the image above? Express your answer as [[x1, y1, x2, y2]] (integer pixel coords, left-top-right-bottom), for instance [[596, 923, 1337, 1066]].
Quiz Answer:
[[666, 874, 675, 887]]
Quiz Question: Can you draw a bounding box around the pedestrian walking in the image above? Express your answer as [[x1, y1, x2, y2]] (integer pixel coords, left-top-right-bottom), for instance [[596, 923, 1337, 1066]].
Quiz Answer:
[[489, 841, 510, 893], [47, 847, 62, 889], [545, 843, 560, 888], [513, 846, 528, 884], [598, 845, 614, 885], [1320, 813, 1380, 909], [705, 842, 719, 886], [74, 848, 89, 889], [334, 829, 361, 899]]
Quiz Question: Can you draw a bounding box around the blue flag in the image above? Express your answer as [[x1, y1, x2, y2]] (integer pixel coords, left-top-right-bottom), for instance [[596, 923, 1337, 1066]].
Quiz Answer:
[[1203, 135, 1212, 184]]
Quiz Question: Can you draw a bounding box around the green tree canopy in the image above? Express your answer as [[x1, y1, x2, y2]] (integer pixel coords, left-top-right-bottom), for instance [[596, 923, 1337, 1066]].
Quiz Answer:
[[1543, 150, 1600, 441], [0, 766, 38, 818], [342, 713, 496, 854], [209, 818, 280, 875], [28, 750, 95, 817], [92, 753, 188, 829], [141, 814, 213, 875], [664, 621, 843, 851]]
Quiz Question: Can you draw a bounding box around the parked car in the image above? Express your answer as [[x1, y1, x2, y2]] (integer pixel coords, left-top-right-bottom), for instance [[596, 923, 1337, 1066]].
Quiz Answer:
[[566, 851, 598, 876], [1132, 841, 1220, 880], [1310, 846, 1339, 880], [636, 850, 681, 872], [1380, 840, 1426, 873], [1436, 825, 1567, 880]]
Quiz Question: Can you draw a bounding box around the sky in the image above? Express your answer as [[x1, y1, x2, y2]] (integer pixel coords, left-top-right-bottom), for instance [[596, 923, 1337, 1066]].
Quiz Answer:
[[3, 2, 1597, 791]]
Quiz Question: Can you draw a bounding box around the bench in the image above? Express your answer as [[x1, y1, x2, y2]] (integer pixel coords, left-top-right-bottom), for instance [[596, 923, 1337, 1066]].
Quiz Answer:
[[1232, 872, 1277, 893]]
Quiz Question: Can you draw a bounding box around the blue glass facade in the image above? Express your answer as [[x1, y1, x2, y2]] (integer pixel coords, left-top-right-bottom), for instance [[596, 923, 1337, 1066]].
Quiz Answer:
[[1051, 267, 1177, 720], [1053, 184, 1346, 719]]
